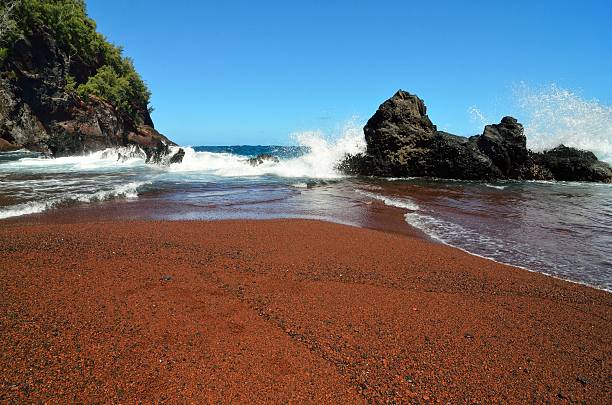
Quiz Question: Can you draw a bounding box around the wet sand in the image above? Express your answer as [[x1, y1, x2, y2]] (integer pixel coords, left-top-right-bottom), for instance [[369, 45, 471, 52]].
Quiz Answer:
[[0, 219, 610, 403]]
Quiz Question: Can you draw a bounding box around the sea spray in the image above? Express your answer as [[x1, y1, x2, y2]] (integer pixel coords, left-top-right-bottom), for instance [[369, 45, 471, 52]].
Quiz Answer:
[[514, 83, 612, 163], [170, 119, 366, 178], [467, 84, 612, 164], [468, 105, 489, 128]]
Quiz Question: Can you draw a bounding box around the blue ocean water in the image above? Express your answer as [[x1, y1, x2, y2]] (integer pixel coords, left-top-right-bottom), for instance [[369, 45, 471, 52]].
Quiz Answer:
[[0, 141, 611, 292]]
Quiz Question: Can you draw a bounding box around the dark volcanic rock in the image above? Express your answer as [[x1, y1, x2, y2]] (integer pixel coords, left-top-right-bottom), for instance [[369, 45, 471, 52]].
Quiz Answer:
[[350, 90, 508, 179], [341, 90, 611, 182], [476, 116, 530, 178], [426, 132, 497, 180], [168, 147, 185, 164], [531, 145, 611, 182], [247, 153, 280, 166], [364, 90, 436, 158], [0, 20, 177, 162]]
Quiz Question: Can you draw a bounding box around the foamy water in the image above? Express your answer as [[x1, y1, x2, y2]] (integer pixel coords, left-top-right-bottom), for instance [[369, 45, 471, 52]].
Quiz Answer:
[[0, 122, 366, 220], [1, 89, 610, 291], [356, 179, 612, 292], [172, 120, 366, 178]]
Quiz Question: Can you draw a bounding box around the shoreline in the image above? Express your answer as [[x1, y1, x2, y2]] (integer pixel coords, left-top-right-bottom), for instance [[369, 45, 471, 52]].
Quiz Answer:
[[424, 232, 612, 295], [1, 218, 610, 402], [3, 200, 610, 295]]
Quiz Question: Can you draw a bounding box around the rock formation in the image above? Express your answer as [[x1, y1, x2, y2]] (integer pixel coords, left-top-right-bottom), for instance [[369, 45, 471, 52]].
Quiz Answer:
[[341, 90, 611, 182], [247, 153, 280, 166], [0, 1, 183, 164], [530, 145, 611, 182]]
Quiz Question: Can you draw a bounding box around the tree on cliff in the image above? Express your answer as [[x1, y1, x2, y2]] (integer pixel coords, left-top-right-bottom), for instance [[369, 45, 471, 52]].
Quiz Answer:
[[0, 0, 19, 61], [0, 0, 152, 123], [0, 1, 19, 39], [0, 0, 181, 159]]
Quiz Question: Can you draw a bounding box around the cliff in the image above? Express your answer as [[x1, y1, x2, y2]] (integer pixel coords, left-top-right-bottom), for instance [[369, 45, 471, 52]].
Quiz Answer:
[[341, 90, 611, 182], [0, 0, 183, 163]]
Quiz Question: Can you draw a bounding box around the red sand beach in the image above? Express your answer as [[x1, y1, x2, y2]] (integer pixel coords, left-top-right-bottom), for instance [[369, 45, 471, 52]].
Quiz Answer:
[[0, 219, 610, 403]]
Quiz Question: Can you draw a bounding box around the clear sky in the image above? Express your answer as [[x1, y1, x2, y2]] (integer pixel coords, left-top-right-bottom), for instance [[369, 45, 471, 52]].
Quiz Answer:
[[86, 0, 612, 146]]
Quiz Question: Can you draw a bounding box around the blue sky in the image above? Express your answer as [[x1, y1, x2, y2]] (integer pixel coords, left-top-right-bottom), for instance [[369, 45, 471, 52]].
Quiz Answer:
[[87, 0, 612, 146]]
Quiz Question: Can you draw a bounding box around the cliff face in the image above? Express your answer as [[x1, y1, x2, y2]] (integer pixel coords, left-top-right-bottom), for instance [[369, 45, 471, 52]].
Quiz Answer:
[[0, 1, 182, 163], [342, 90, 611, 182]]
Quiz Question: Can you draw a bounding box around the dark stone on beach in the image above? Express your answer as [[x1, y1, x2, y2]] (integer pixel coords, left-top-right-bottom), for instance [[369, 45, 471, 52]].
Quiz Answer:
[[576, 375, 590, 386], [247, 153, 279, 166], [341, 90, 612, 182]]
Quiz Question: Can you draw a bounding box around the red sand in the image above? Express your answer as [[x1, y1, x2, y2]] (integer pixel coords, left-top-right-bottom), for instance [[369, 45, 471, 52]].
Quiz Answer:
[[0, 219, 610, 403]]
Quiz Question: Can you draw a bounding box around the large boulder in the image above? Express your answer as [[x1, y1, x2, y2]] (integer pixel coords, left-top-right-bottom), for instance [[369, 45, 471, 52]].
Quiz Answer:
[[364, 90, 436, 156], [342, 90, 611, 182], [476, 116, 530, 178], [531, 145, 611, 182], [427, 132, 499, 179]]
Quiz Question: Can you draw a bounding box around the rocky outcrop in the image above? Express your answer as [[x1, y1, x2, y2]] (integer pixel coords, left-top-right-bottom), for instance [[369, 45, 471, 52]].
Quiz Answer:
[[476, 117, 530, 178], [247, 153, 280, 166], [341, 90, 611, 182], [0, 20, 183, 164], [530, 145, 611, 182]]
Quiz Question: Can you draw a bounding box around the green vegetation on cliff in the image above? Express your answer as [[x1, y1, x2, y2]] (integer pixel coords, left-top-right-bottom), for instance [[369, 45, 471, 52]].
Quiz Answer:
[[0, 0, 151, 122]]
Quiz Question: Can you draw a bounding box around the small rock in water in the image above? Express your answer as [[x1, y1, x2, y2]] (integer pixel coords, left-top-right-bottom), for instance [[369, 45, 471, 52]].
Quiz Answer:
[[161, 275, 173, 282], [247, 153, 279, 166]]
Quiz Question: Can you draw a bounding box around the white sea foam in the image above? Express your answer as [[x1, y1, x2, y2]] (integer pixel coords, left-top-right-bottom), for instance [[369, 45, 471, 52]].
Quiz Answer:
[[0, 181, 149, 219], [403, 211, 612, 293], [355, 189, 420, 211], [0, 120, 367, 219], [403, 212, 547, 265], [5, 145, 146, 171], [0, 201, 52, 219], [170, 120, 366, 178], [515, 83, 612, 163], [484, 183, 507, 190], [2, 124, 361, 186]]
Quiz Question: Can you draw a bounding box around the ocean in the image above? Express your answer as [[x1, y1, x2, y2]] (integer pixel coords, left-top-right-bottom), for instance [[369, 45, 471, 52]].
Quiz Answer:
[[1, 129, 611, 292]]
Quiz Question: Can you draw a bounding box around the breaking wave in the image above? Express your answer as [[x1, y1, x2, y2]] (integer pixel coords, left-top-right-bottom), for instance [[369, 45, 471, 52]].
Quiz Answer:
[[171, 120, 366, 178], [0, 181, 150, 220], [3, 145, 147, 172], [515, 83, 612, 163], [355, 189, 420, 211], [0, 120, 367, 220]]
